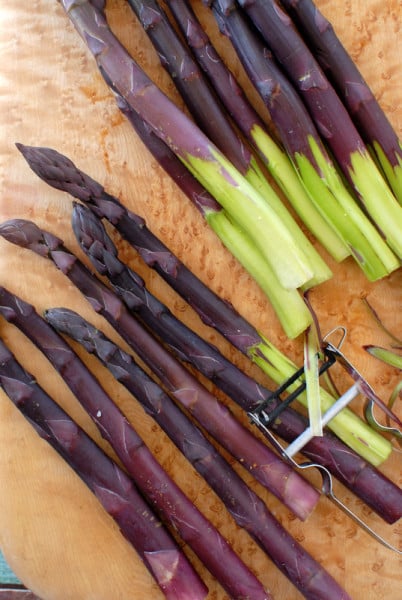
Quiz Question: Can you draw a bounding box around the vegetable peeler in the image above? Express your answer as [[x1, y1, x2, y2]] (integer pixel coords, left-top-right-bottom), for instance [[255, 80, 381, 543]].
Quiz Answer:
[[248, 328, 402, 554]]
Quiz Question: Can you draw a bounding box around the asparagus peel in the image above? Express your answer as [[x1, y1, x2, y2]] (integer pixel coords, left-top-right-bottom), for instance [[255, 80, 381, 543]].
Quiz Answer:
[[0, 288, 269, 600], [364, 346, 402, 371], [1, 222, 401, 525], [234, 0, 402, 259], [44, 307, 355, 600], [70, 201, 391, 466], [0, 338, 208, 600], [125, 0, 332, 289], [279, 0, 402, 205], [166, 0, 349, 262], [59, 0, 314, 292], [209, 0, 400, 282]]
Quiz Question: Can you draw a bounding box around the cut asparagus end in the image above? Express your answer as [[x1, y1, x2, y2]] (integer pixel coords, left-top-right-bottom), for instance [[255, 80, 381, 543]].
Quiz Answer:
[[295, 137, 400, 280], [251, 124, 351, 262], [244, 151, 333, 289], [348, 149, 402, 259], [183, 149, 315, 290], [206, 209, 313, 338]]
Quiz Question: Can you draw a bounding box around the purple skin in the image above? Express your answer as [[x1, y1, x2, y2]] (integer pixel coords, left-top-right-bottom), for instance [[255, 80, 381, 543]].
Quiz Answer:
[[14, 142, 232, 317], [0, 219, 401, 524], [266, 0, 402, 169], [59, 0, 230, 163], [166, 0, 275, 142], [209, 0, 328, 166], [45, 307, 353, 600], [0, 338, 208, 600], [52, 201, 322, 522], [0, 288, 269, 600], [126, 0, 255, 176], [234, 0, 373, 173]]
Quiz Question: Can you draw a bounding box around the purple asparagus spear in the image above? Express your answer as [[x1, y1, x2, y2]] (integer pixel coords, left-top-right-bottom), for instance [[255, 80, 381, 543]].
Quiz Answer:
[[0, 337, 208, 600], [0, 287, 269, 600], [45, 306, 352, 600]]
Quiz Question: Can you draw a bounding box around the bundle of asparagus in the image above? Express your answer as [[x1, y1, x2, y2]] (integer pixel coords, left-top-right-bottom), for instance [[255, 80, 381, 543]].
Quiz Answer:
[[12, 144, 399, 461], [209, 0, 400, 280], [165, 0, 348, 261], [56, 0, 402, 340], [236, 0, 402, 215], [279, 0, 402, 204]]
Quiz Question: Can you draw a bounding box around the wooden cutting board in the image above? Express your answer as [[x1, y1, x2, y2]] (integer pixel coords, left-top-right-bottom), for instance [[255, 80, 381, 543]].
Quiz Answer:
[[0, 1, 401, 598]]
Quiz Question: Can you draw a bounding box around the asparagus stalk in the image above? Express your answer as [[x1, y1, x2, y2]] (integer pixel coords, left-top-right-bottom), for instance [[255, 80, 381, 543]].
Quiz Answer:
[[0, 338, 208, 600], [71, 201, 391, 466], [234, 0, 402, 258], [209, 0, 400, 281], [1, 222, 401, 525], [166, 0, 349, 262], [59, 0, 315, 292], [45, 308, 354, 600], [126, 0, 268, 194], [125, 0, 331, 288], [274, 0, 402, 205], [0, 289, 269, 600], [44, 303, 320, 522]]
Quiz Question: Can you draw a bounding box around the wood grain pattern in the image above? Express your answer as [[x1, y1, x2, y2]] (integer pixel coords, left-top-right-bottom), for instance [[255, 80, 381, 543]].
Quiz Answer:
[[0, 1, 401, 598]]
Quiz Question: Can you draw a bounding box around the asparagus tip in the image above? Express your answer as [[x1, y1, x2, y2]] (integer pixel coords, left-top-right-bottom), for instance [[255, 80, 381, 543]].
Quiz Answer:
[[0, 219, 61, 257]]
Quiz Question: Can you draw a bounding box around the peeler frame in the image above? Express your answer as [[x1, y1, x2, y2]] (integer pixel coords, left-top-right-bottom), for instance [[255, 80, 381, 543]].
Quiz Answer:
[[248, 328, 401, 554]]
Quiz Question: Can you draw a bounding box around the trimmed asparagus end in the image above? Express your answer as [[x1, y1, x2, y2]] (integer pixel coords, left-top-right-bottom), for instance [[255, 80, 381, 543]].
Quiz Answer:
[[206, 210, 313, 338], [182, 149, 315, 290], [251, 124, 350, 262], [245, 149, 333, 289], [348, 149, 402, 260], [295, 137, 400, 280], [364, 345, 402, 371]]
